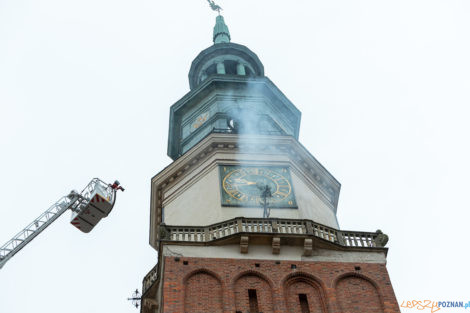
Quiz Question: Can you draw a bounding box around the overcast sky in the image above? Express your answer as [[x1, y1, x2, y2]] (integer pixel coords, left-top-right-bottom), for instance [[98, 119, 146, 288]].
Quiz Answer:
[[1, 1, 469, 312]]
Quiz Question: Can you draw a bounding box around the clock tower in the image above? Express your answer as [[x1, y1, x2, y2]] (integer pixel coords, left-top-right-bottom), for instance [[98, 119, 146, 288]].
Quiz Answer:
[[141, 14, 400, 313]]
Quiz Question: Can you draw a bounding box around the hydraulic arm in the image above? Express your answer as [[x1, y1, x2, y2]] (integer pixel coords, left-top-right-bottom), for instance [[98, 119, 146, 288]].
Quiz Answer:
[[0, 178, 123, 270]]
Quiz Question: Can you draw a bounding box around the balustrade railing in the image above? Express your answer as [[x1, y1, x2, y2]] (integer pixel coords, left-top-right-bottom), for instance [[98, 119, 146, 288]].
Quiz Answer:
[[160, 217, 385, 249], [142, 263, 158, 295], [145, 218, 387, 294]]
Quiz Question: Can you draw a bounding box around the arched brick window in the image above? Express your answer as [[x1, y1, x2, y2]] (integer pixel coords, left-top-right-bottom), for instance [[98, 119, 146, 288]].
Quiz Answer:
[[184, 270, 223, 313], [284, 274, 327, 313], [234, 272, 273, 313], [336, 275, 384, 313]]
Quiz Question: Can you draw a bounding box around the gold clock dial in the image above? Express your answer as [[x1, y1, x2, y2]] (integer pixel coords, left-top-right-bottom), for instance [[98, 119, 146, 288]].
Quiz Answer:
[[222, 167, 292, 204]]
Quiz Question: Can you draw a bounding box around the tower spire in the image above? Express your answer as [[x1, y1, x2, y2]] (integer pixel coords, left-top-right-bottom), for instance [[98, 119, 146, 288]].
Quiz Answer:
[[213, 15, 231, 44], [207, 1, 230, 44]]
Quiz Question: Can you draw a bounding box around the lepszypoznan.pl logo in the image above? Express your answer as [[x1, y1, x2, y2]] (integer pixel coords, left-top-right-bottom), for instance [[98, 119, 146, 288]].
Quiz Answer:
[[401, 300, 470, 312]]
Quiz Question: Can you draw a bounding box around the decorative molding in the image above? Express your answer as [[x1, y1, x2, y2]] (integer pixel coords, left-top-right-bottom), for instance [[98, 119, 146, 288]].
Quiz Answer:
[[304, 238, 313, 256], [272, 237, 281, 254], [240, 236, 249, 254]]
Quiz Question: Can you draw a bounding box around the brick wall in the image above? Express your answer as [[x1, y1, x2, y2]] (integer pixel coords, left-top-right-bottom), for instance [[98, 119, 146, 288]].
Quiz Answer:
[[234, 273, 273, 313], [161, 256, 399, 313], [336, 276, 383, 313], [184, 271, 223, 312], [285, 278, 325, 313]]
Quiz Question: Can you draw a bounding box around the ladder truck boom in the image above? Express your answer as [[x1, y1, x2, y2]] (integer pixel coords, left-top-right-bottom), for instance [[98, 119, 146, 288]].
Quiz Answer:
[[0, 178, 123, 270]]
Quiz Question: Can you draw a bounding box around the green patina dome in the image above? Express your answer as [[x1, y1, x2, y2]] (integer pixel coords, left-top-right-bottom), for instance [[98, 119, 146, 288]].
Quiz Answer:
[[166, 14, 301, 161]]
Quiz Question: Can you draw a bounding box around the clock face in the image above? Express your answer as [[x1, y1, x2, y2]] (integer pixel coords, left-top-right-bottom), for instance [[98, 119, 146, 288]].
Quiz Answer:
[[220, 166, 297, 208]]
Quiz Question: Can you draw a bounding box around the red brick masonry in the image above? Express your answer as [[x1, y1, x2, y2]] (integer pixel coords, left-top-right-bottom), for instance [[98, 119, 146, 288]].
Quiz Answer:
[[162, 256, 399, 313]]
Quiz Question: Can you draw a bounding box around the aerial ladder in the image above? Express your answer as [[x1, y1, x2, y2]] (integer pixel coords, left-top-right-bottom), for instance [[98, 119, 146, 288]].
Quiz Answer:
[[0, 178, 124, 270]]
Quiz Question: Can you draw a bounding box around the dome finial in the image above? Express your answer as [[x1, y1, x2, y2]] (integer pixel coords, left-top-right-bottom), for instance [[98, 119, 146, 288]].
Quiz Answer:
[[207, 0, 230, 44], [213, 15, 230, 44]]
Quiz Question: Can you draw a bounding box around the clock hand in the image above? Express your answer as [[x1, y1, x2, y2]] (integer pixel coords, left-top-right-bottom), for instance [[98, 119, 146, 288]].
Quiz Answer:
[[234, 178, 257, 185]]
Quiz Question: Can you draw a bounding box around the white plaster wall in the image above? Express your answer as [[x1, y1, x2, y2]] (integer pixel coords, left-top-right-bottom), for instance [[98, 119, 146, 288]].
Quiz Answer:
[[290, 171, 339, 228], [163, 158, 339, 228], [162, 245, 386, 264], [163, 165, 301, 226], [163, 166, 222, 226]]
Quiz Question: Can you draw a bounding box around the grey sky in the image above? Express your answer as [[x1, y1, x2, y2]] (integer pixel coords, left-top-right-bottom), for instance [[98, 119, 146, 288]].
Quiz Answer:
[[1, 1, 469, 312]]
